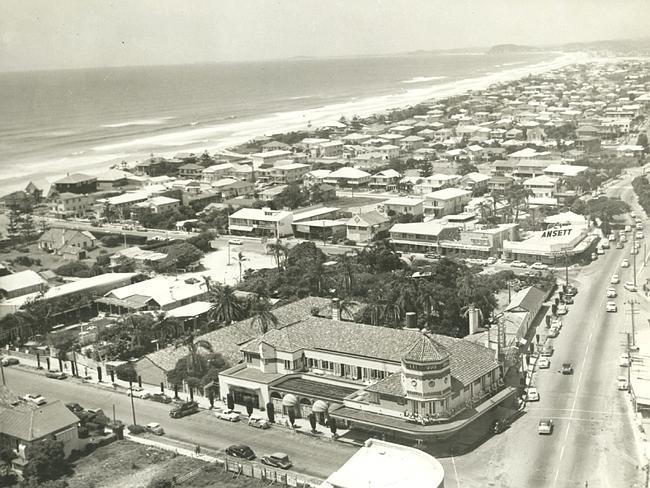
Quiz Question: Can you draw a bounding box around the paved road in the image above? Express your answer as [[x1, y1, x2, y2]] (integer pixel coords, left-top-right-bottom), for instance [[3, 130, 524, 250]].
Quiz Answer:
[[443, 174, 646, 488], [3, 367, 356, 480]]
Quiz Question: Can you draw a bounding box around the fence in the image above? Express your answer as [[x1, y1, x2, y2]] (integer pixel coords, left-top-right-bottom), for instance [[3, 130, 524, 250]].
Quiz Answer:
[[222, 458, 317, 487]]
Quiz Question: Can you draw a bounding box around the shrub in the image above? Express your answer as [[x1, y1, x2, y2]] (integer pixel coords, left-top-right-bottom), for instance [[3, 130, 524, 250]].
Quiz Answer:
[[343, 239, 356, 246], [100, 235, 122, 247], [147, 476, 174, 488]]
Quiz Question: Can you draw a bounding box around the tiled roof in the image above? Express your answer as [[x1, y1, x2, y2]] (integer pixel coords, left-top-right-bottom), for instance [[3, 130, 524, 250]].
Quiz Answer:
[[0, 400, 79, 441], [403, 334, 449, 362], [504, 286, 546, 313], [365, 373, 404, 396], [54, 173, 96, 184]]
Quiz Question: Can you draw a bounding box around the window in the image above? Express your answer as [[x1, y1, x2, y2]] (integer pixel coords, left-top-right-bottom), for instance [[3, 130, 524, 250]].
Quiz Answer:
[[284, 360, 291, 370]]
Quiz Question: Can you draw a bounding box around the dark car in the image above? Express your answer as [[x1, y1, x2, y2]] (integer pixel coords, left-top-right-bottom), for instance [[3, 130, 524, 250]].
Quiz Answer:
[[561, 362, 574, 375], [563, 295, 574, 304], [150, 393, 172, 404], [65, 402, 83, 413], [169, 401, 199, 418], [261, 452, 292, 470], [225, 444, 256, 460], [1, 357, 19, 366], [564, 285, 578, 297], [492, 418, 510, 434]]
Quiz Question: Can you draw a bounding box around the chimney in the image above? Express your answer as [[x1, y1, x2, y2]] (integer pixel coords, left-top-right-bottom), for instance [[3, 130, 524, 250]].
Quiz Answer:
[[405, 312, 417, 328], [331, 298, 341, 321], [468, 307, 481, 335]]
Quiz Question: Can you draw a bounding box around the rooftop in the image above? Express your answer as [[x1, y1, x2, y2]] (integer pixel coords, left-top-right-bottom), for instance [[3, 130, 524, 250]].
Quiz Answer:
[[0, 270, 46, 294]]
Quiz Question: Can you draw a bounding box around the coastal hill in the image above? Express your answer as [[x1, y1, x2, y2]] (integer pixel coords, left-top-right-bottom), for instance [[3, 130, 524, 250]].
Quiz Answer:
[[487, 44, 542, 55]]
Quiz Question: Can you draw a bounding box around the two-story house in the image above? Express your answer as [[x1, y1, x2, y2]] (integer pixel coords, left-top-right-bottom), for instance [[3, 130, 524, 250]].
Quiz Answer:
[[228, 207, 294, 237]]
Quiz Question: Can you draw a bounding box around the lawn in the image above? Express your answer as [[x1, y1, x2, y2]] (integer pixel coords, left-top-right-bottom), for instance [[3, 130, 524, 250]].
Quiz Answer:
[[59, 440, 276, 488]]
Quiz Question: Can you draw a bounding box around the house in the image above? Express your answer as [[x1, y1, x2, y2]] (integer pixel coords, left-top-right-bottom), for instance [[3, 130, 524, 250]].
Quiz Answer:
[[320, 140, 344, 157], [0, 394, 80, 464], [400, 135, 425, 151], [48, 192, 94, 218], [383, 197, 425, 217], [389, 221, 459, 252], [575, 137, 601, 153], [261, 141, 291, 152], [376, 144, 401, 159], [258, 185, 287, 202], [292, 219, 348, 241], [96, 191, 149, 218], [228, 207, 294, 237], [413, 174, 461, 195], [135, 157, 184, 177], [491, 160, 517, 176], [440, 224, 518, 259], [264, 163, 310, 184], [369, 169, 401, 191], [501, 286, 546, 347], [53, 173, 97, 194], [109, 247, 168, 270], [39, 228, 96, 260], [575, 125, 600, 138], [523, 175, 559, 199], [218, 312, 513, 440], [211, 178, 255, 199], [251, 150, 293, 167], [487, 175, 515, 192], [424, 188, 472, 218], [133, 196, 180, 214], [202, 163, 236, 183], [0, 270, 48, 299], [323, 167, 372, 188], [178, 163, 205, 179], [346, 211, 391, 243], [513, 159, 555, 179], [96, 169, 142, 191], [461, 172, 491, 193]]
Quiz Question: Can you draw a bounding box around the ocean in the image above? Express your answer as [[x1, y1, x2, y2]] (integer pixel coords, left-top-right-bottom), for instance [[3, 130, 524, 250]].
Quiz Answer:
[[0, 51, 579, 194]]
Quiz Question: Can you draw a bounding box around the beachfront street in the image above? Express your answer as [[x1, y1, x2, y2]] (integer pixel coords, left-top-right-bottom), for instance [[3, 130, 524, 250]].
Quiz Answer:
[[444, 173, 645, 488], [1, 366, 356, 481]]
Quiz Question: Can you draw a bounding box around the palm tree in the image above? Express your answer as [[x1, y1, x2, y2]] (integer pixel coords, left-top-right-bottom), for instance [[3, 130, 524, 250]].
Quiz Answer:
[[367, 301, 384, 327], [234, 251, 248, 282], [338, 299, 357, 321], [416, 282, 437, 329], [382, 301, 402, 328], [205, 279, 245, 327], [338, 254, 355, 298], [179, 333, 214, 374], [267, 239, 288, 272], [248, 296, 279, 334], [154, 311, 182, 347]]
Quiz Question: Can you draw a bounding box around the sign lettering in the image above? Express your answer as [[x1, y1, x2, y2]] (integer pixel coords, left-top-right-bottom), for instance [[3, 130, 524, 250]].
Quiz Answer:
[[541, 228, 572, 238]]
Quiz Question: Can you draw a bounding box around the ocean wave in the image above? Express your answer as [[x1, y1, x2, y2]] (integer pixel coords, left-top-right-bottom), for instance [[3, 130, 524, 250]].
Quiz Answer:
[[402, 76, 447, 84], [101, 117, 175, 128]]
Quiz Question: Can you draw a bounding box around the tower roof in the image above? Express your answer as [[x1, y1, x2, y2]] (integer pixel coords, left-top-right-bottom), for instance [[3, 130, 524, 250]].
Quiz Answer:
[[403, 333, 449, 363]]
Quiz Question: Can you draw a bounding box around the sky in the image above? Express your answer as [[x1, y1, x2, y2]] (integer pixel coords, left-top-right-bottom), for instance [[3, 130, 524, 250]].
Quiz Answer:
[[1, 0, 649, 72]]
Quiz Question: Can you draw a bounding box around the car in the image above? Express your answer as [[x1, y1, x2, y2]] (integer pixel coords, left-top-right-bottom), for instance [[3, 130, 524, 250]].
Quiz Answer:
[[65, 402, 83, 412], [602, 240, 610, 249], [597, 248, 605, 255], [525, 387, 540, 402], [561, 362, 574, 375], [616, 241, 624, 249], [624, 281, 637, 292], [620, 234, 628, 243], [23, 393, 46, 406], [228, 239, 243, 245], [636, 232, 644, 239], [150, 393, 172, 404], [617, 376, 629, 390], [636, 223, 643, 230], [215, 409, 240, 422], [169, 401, 199, 418], [563, 295, 574, 304], [619, 353, 630, 367], [492, 418, 510, 434], [606, 301, 617, 312], [248, 416, 271, 429], [606, 288, 617, 298], [530, 262, 548, 270], [625, 225, 632, 233], [548, 326, 560, 338], [608, 233, 616, 241], [556, 304, 568, 315], [510, 260, 528, 268], [621, 259, 630, 268], [538, 357, 551, 369], [550, 318, 562, 329], [45, 370, 67, 380], [261, 452, 293, 470], [128, 387, 151, 399], [565, 285, 578, 296], [425, 252, 441, 260], [225, 444, 256, 460], [146, 422, 165, 435], [538, 418, 554, 435], [1, 357, 19, 366], [631, 248, 638, 255], [540, 345, 554, 357], [486, 256, 497, 265], [611, 274, 620, 284]]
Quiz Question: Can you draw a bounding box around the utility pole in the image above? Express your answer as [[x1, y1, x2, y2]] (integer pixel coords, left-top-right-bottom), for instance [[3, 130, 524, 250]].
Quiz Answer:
[[626, 299, 639, 347], [627, 333, 632, 392], [564, 251, 569, 288], [633, 235, 638, 288], [0, 361, 5, 386], [129, 383, 137, 426], [227, 241, 231, 266]]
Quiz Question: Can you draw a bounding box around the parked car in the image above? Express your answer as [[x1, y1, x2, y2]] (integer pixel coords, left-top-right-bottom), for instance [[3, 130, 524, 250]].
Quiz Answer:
[[597, 247, 605, 255], [215, 409, 240, 422], [261, 452, 293, 470], [510, 260, 528, 268], [150, 393, 173, 404], [617, 376, 629, 390], [621, 259, 630, 268], [228, 239, 243, 245], [624, 281, 637, 292], [591, 252, 598, 261], [548, 326, 560, 338], [425, 252, 441, 260], [248, 416, 271, 429], [636, 232, 644, 240], [616, 241, 624, 249], [225, 445, 256, 460], [146, 422, 165, 435], [556, 303, 568, 315], [601, 240, 610, 249], [563, 295, 574, 304], [492, 418, 510, 434], [561, 362, 574, 375], [540, 345, 554, 357], [606, 288, 617, 298], [65, 402, 83, 412], [611, 274, 620, 284], [530, 262, 548, 270], [608, 233, 616, 241], [486, 256, 497, 265], [565, 285, 578, 296], [1, 357, 19, 366], [128, 387, 151, 399], [169, 401, 199, 418], [619, 353, 630, 367], [525, 387, 540, 402], [23, 393, 46, 406], [45, 371, 67, 380], [606, 301, 617, 312], [538, 357, 550, 369], [538, 418, 554, 435]]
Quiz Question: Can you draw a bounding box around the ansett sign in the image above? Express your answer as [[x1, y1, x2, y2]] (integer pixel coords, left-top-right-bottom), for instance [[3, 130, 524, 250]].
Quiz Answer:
[[541, 228, 572, 238]]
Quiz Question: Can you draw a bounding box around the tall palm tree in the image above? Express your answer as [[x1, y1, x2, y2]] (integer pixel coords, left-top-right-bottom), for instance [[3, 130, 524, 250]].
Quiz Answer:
[[338, 254, 355, 298], [382, 302, 402, 328], [248, 296, 279, 334], [267, 239, 288, 272], [338, 299, 357, 322], [205, 280, 245, 327], [154, 311, 182, 347], [179, 333, 214, 374], [367, 301, 384, 327]]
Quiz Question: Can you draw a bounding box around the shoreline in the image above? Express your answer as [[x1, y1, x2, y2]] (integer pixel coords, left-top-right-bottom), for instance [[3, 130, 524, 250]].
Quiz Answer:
[[1, 51, 589, 196]]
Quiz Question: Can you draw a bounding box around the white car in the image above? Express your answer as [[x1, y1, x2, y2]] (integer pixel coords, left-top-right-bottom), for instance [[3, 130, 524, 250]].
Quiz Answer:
[[556, 304, 568, 315], [601, 240, 610, 249], [548, 326, 560, 338], [611, 274, 620, 284], [617, 376, 629, 390], [550, 318, 562, 329], [510, 260, 528, 268], [608, 233, 616, 241], [486, 257, 497, 265], [525, 387, 540, 402], [228, 239, 243, 245], [624, 281, 637, 292], [146, 422, 165, 435], [530, 262, 548, 270], [538, 357, 550, 369], [128, 387, 151, 399], [636, 223, 643, 230], [597, 248, 605, 255], [636, 232, 644, 240], [215, 410, 240, 422], [606, 301, 617, 312], [23, 393, 46, 406], [591, 252, 598, 261], [619, 353, 630, 367], [538, 418, 554, 435], [621, 259, 630, 268], [606, 288, 617, 298]]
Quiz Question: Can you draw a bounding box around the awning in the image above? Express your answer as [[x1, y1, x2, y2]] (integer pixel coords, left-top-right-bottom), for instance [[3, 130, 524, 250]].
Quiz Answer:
[[312, 400, 329, 413], [229, 225, 254, 232], [282, 394, 299, 407]]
